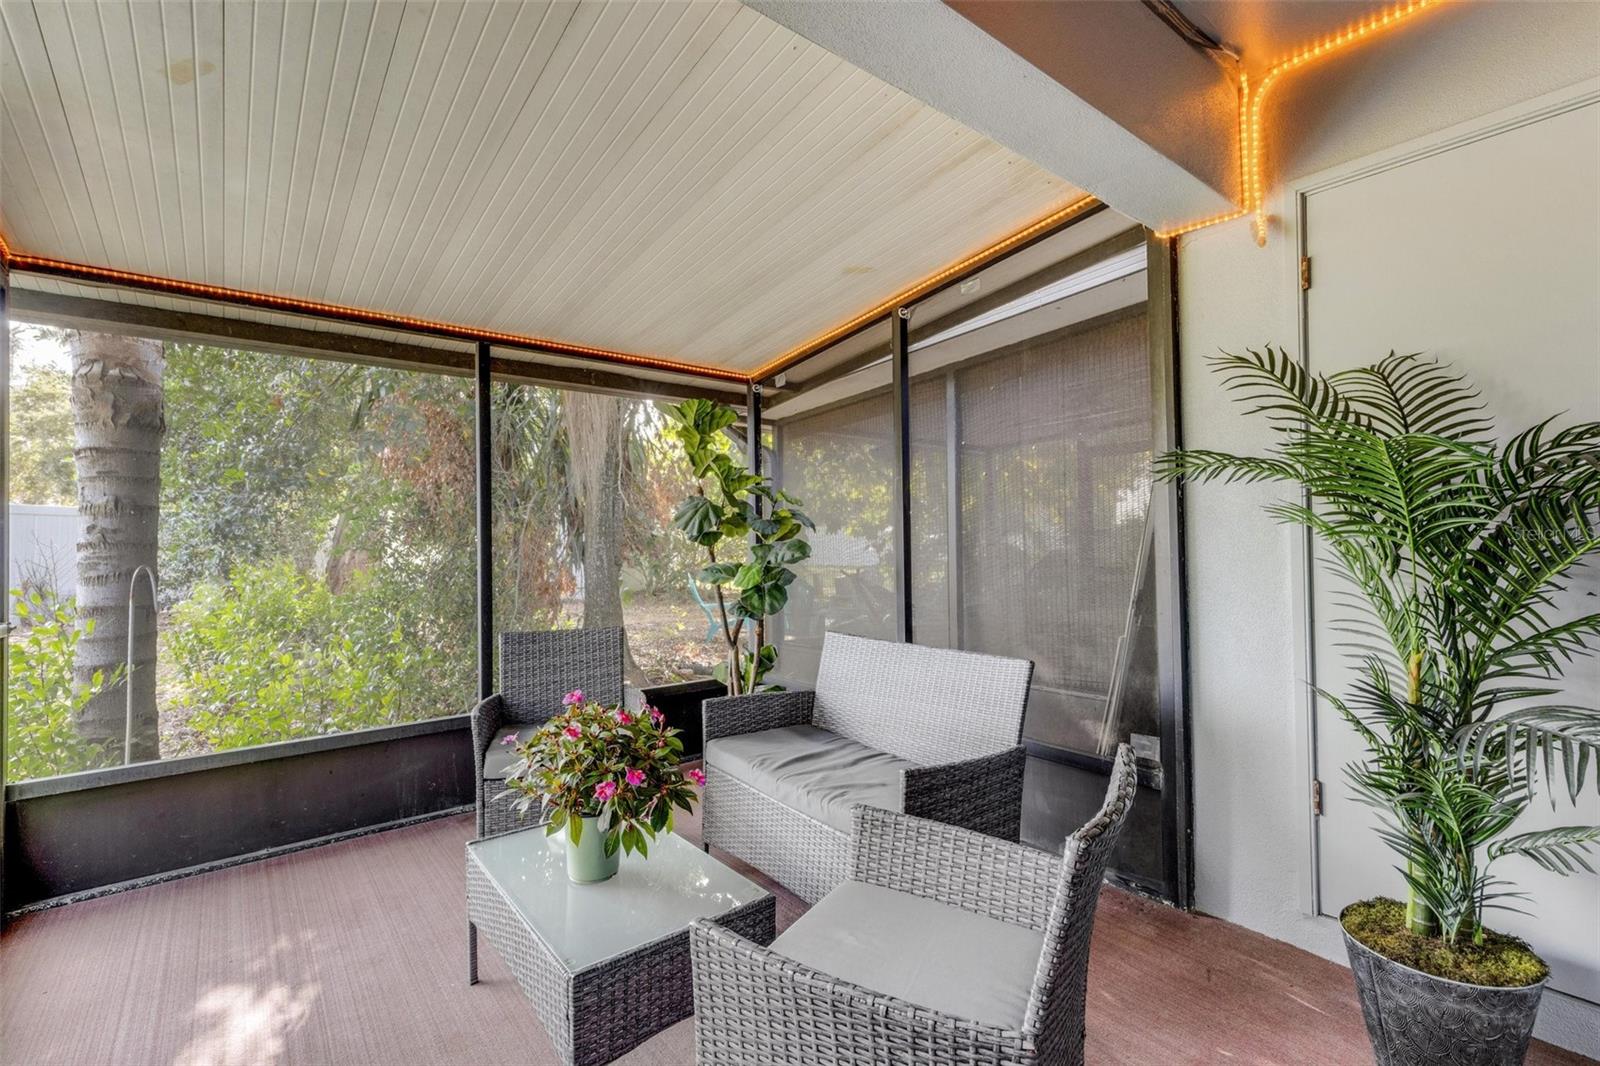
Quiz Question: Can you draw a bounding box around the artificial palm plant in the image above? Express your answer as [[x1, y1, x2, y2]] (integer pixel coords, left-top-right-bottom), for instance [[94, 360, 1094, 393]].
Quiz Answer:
[[1158, 348, 1600, 948]]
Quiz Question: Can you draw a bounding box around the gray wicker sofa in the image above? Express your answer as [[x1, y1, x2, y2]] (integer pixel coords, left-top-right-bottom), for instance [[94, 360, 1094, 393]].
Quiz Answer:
[[700, 631, 1033, 902], [689, 744, 1137, 1066], [470, 628, 639, 838]]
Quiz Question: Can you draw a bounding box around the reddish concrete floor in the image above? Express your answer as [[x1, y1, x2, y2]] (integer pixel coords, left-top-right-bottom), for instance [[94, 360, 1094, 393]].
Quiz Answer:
[[1, 812, 1588, 1066]]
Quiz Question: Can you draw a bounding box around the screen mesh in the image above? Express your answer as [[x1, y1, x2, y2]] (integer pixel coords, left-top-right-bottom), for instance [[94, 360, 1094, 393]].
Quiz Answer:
[[774, 389, 898, 686], [942, 308, 1153, 753]]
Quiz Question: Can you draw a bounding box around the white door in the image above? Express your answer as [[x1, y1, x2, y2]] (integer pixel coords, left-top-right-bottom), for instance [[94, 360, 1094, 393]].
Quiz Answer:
[[1303, 96, 1600, 1004]]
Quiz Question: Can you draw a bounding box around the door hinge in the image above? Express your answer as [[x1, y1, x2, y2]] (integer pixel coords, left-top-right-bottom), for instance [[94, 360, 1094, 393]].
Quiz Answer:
[[1311, 778, 1324, 816], [1299, 256, 1312, 291]]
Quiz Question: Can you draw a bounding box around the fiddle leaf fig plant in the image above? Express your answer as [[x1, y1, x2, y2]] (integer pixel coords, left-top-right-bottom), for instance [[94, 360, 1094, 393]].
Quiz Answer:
[[1157, 348, 1600, 957], [663, 398, 812, 694]]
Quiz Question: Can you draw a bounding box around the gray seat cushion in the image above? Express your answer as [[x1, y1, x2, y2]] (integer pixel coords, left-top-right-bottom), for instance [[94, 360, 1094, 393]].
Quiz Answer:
[[704, 724, 913, 833], [482, 725, 541, 779], [771, 880, 1042, 1029]]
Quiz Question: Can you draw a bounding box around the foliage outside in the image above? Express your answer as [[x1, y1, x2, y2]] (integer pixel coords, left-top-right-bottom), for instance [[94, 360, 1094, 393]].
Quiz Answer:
[[5, 589, 121, 781], [1158, 349, 1600, 962], [7, 327, 719, 781], [499, 692, 702, 857], [664, 399, 813, 694]]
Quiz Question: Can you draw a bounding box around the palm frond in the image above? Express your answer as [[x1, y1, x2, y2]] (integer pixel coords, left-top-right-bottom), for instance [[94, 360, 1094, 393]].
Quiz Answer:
[[1151, 449, 1300, 485], [1331, 352, 1494, 441], [1208, 347, 1368, 430], [1458, 706, 1600, 801], [1489, 826, 1600, 875]]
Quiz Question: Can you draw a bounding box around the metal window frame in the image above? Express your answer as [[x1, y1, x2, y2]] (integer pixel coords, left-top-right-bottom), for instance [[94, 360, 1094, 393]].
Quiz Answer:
[[759, 225, 1193, 907], [0, 298, 745, 920]]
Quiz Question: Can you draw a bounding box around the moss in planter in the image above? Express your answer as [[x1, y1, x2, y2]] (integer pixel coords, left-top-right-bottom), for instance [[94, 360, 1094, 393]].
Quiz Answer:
[[1342, 898, 1548, 988]]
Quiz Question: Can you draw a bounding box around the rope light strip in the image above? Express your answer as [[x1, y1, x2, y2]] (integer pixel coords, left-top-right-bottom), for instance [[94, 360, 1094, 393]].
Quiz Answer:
[[0, 238, 750, 384], [751, 195, 1101, 382], [0, 4, 1438, 386], [1156, 0, 1442, 243]]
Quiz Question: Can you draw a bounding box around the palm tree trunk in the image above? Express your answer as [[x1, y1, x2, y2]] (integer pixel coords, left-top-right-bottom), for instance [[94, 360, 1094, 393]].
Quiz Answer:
[[564, 392, 648, 687], [69, 332, 164, 761]]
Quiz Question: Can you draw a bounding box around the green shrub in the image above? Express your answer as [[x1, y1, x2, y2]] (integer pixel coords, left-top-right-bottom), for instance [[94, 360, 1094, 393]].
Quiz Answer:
[[5, 589, 119, 781], [166, 560, 473, 751]]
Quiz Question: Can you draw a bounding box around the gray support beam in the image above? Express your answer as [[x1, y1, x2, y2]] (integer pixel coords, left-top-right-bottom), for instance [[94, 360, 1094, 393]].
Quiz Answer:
[[746, 0, 1237, 229]]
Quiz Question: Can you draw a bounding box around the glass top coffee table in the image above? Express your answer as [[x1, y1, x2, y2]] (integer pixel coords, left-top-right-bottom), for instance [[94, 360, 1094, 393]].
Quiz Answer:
[[466, 826, 775, 1066]]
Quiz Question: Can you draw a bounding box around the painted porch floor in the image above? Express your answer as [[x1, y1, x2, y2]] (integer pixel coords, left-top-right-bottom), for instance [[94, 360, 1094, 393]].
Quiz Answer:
[[1, 811, 1587, 1066]]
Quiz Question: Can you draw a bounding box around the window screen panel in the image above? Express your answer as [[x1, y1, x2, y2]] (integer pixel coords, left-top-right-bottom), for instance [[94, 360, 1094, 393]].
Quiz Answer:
[[950, 308, 1152, 754], [773, 390, 899, 686]]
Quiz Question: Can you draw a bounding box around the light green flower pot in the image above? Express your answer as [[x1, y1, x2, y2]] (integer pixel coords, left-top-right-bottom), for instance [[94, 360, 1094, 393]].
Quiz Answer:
[[566, 814, 620, 884]]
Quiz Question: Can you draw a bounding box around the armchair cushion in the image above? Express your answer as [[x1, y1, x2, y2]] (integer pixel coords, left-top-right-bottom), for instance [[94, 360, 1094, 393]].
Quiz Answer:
[[770, 880, 1042, 1030], [481, 725, 542, 779], [705, 725, 913, 833]]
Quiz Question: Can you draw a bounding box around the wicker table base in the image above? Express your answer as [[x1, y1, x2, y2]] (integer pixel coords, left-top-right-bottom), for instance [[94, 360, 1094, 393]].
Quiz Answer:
[[466, 828, 776, 1066]]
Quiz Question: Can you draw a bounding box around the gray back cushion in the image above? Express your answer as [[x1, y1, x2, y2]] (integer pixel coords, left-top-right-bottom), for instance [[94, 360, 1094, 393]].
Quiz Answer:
[[812, 632, 1032, 765]]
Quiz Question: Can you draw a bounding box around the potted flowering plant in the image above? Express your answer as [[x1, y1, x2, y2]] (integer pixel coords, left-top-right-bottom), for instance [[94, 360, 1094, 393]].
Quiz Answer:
[[499, 690, 705, 884]]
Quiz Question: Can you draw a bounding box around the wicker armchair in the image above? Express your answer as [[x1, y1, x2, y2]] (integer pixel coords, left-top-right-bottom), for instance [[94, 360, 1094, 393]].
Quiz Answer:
[[470, 628, 635, 838], [689, 744, 1137, 1066], [701, 631, 1033, 902]]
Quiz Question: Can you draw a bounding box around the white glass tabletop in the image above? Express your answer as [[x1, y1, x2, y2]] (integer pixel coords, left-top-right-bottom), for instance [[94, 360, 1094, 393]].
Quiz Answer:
[[468, 828, 769, 972]]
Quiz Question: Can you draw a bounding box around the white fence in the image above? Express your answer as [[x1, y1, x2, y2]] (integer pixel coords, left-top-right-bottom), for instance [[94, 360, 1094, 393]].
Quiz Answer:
[[8, 504, 78, 609]]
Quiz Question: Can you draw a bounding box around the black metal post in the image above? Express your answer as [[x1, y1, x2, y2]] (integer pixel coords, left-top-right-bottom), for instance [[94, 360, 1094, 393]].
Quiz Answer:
[[890, 307, 913, 643], [745, 381, 762, 479], [1, 257, 10, 924], [474, 342, 494, 700]]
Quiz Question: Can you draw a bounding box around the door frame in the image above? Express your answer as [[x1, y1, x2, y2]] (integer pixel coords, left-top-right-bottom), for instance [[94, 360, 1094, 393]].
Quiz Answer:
[[1287, 77, 1600, 920]]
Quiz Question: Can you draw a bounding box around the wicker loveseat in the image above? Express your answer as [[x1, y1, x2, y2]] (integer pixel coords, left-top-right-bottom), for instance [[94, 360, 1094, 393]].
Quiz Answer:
[[690, 745, 1137, 1066], [700, 631, 1033, 902], [470, 628, 636, 838]]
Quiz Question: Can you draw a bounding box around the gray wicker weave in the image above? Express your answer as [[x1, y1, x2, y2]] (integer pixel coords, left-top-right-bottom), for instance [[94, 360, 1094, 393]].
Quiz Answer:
[[689, 743, 1137, 1066], [471, 629, 625, 838], [701, 632, 1033, 902], [467, 827, 776, 1066]]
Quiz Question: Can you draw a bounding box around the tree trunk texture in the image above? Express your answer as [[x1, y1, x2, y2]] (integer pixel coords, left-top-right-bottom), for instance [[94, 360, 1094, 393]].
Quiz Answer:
[[563, 392, 648, 687], [70, 332, 164, 761]]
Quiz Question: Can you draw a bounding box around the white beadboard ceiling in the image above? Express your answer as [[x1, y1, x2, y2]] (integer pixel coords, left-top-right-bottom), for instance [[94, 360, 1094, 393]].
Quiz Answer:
[[0, 0, 1088, 375]]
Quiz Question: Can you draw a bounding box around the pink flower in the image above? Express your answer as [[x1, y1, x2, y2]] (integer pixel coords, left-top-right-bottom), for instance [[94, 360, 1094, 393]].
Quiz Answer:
[[625, 768, 646, 787], [500, 733, 520, 746], [564, 724, 582, 740], [616, 709, 633, 725], [562, 689, 584, 706], [594, 780, 618, 802], [648, 706, 665, 726], [687, 768, 706, 788]]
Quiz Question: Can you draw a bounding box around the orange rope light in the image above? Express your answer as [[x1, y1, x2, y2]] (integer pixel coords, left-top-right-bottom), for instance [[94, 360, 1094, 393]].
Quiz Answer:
[[0, 237, 749, 384], [1156, 0, 1442, 244], [751, 195, 1101, 382]]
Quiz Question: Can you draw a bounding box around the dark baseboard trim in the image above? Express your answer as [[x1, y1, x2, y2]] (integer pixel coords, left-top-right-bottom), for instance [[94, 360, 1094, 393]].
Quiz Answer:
[[5, 804, 472, 920]]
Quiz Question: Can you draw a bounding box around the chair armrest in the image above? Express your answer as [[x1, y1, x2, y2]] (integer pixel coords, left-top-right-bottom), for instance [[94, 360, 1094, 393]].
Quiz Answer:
[[902, 744, 1026, 841], [469, 693, 506, 775], [688, 918, 1026, 1066], [846, 806, 1060, 933], [702, 689, 814, 743]]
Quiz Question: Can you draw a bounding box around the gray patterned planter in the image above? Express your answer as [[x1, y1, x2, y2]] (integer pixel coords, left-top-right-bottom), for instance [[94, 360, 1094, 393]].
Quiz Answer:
[[1341, 909, 1546, 1066]]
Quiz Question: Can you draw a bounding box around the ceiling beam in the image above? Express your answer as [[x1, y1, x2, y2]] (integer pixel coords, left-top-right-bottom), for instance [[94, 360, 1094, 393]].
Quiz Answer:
[[744, 0, 1239, 231], [9, 288, 743, 404]]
